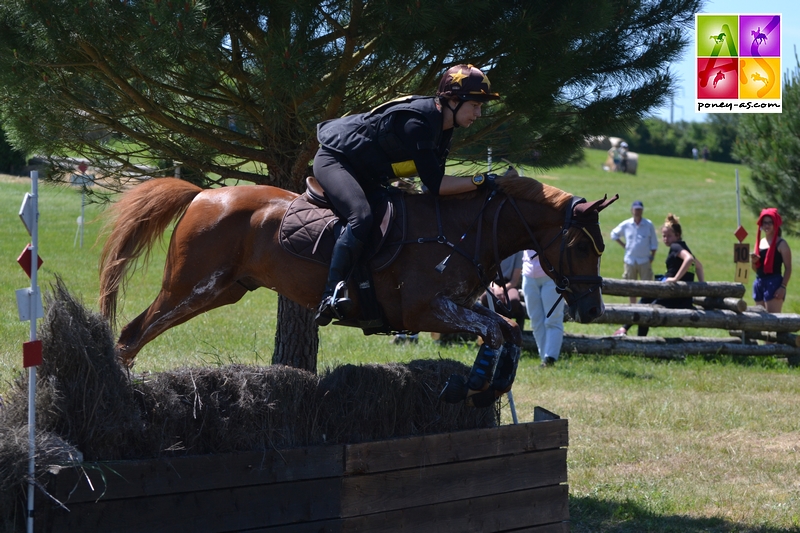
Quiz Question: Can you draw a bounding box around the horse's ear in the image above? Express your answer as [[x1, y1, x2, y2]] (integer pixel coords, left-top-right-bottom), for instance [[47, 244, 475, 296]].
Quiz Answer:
[[574, 194, 617, 216], [501, 166, 518, 178], [595, 194, 619, 213]]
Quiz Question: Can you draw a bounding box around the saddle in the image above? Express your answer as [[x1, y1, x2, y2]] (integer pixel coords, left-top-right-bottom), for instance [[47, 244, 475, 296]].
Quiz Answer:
[[279, 177, 406, 270], [279, 177, 407, 333]]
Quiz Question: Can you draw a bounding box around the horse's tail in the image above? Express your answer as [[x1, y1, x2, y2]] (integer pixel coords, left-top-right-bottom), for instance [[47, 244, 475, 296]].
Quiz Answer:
[[99, 178, 202, 324]]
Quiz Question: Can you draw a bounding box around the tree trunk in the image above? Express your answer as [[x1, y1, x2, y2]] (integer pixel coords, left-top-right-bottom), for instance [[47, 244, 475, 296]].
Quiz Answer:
[[601, 279, 745, 298], [272, 294, 319, 373], [595, 304, 800, 332]]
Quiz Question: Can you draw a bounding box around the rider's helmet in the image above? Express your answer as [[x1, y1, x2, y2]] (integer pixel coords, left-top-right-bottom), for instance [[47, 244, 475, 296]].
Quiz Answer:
[[437, 64, 500, 102]]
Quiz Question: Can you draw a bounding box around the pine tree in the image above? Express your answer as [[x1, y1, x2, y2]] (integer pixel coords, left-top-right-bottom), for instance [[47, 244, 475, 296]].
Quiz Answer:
[[734, 59, 800, 236], [0, 0, 700, 371], [0, 0, 699, 188]]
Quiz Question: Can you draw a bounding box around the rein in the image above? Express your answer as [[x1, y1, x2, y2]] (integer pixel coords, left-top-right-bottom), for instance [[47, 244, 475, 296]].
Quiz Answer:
[[391, 190, 498, 281], [389, 187, 605, 318], [494, 194, 605, 317]]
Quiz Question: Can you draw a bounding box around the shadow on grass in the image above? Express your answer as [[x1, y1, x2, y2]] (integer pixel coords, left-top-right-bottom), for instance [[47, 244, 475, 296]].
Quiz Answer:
[[570, 495, 800, 533]]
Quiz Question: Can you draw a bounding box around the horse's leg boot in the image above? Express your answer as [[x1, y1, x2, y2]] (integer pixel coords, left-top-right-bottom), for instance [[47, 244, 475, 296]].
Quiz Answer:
[[465, 388, 498, 408], [315, 225, 364, 326], [466, 344, 499, 392], [439, 374, 468, 404], [491, 342, 521, 394]]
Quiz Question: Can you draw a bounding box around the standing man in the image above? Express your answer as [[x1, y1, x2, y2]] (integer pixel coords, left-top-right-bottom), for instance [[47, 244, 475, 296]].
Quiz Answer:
[[610, 200, 659, 303]]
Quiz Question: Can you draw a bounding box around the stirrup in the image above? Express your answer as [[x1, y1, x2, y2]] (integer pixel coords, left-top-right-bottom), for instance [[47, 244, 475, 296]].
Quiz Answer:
[[314, 282, 351, 327], [331, 281, 353, 317]]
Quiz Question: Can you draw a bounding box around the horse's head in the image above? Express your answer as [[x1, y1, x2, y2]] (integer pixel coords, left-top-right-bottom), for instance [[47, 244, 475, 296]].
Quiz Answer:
[[549, 195, 619, 322], [494, 171, 617, 323]]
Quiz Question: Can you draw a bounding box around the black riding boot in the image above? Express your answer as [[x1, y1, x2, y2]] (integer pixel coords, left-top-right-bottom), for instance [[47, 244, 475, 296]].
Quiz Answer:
[[314, 225, 364, 327]]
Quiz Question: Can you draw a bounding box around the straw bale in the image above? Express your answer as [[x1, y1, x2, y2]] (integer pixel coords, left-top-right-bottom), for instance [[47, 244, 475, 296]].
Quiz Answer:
[[0, 280, 499, 530]]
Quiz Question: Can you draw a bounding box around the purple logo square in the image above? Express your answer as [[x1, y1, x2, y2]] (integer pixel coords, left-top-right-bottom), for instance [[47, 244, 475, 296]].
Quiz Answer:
[[739, 15, 780, 57]]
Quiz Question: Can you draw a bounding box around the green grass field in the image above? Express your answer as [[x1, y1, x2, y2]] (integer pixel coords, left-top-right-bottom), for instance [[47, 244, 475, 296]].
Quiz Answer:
[[1, 150, 798, 531]]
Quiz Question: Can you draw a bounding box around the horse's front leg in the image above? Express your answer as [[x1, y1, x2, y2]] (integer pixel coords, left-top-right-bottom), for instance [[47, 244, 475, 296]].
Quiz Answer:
[[420, 295, 521, 408], [470, 303, 523, 395]]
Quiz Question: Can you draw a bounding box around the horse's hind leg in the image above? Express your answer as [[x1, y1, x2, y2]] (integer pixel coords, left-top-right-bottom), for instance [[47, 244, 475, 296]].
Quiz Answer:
[[117, 279, 248, 367]]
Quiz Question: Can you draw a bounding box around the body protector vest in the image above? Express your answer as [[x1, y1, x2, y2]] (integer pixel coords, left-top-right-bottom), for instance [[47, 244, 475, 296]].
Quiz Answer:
[[316, 96, 448, 186]]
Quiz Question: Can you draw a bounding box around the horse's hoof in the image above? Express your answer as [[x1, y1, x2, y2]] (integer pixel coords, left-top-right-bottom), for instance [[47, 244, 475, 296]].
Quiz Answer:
[[465, 388, 498, 408], [439, 374, 468, 404]]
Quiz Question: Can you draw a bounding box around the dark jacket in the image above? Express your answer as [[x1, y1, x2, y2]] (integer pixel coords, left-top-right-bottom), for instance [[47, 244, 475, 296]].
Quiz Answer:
[[317, 96, 451, 193]]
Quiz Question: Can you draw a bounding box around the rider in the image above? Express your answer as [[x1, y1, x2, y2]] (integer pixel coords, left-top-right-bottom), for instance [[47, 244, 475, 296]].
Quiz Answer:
[[312, 64, 501, 326]]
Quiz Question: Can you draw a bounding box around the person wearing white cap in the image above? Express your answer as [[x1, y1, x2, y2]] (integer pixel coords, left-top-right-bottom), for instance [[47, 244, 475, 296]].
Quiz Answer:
[[609, 200, 659, 303]]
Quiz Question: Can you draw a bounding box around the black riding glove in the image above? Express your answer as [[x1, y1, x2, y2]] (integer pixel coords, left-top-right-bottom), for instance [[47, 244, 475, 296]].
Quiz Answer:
[[472, 172, 498, 189]]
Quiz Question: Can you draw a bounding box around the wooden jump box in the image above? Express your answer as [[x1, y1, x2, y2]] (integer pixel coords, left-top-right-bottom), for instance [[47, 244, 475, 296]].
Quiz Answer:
[[36, 418, 569, 533]]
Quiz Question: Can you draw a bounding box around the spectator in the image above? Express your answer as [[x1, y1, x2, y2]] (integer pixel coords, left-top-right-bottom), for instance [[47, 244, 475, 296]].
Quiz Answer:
[[751, 208, 792, 313], [610, 200, 659, 303], [614, 213, 704, 337], [522, 251, 563, 367], [479, 251, 526, 330], [692, 146, 699, 161]]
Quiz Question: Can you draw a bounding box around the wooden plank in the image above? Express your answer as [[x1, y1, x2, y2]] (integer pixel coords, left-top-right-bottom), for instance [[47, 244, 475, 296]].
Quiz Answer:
[[553, 335, 800, 359], [729, 329, 800, 347], [341, 485, 569, 533], [502, 524, 570, 533], [341, 449, 567, 516], [238, 519, 344, 533], [345, 420, 568, 474], [594, 305, 800, 332], [602, 278, 745, 298], [48, 445, 343, 504], [693, 296, 747, 313], [42, 477, 342, 533]]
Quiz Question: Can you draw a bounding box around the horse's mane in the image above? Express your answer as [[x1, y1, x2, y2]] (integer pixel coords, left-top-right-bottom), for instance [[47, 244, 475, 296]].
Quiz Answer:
[[495, 174, 573, 211]]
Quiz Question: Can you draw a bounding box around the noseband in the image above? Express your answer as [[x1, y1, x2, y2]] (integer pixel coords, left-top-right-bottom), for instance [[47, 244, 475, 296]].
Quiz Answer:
[[501, 195, 605, 315]]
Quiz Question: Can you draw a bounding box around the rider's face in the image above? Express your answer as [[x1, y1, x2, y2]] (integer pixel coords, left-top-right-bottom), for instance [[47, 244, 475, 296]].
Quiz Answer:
[[454, 100, 483, 128]]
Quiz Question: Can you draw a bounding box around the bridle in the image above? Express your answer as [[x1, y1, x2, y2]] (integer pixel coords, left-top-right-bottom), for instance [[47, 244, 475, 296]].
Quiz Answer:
[[495, 194, 606, 317], [407, 186, 607, 317]]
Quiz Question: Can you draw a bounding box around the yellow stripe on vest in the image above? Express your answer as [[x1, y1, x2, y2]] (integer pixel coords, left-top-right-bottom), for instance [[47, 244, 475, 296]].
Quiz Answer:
[[391, 160, 418, 178]]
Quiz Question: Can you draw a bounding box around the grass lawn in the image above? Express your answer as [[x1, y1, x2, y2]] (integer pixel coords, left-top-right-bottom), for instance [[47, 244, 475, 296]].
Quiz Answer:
[[1, 149, 798, 531]]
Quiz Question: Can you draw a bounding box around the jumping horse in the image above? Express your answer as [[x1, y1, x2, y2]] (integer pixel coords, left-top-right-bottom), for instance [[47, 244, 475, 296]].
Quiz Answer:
[[99, 170, 617, 406]]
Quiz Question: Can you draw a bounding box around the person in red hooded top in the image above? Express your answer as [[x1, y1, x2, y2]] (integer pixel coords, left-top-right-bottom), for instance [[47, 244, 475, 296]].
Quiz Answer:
[[751, 208, 792, 313]]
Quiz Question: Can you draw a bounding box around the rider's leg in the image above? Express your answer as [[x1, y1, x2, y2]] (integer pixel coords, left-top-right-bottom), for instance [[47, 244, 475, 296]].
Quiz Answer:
[[315, 224, 364, 326], [312, 150, 372, 326]]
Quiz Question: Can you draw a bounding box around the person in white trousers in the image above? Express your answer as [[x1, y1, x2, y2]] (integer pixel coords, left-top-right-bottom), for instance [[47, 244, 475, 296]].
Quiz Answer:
[[521, 250, 564, 367]]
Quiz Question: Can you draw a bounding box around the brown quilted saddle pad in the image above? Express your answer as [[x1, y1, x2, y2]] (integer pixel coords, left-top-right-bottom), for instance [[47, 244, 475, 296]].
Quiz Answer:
[[279, 191, 405, 272]]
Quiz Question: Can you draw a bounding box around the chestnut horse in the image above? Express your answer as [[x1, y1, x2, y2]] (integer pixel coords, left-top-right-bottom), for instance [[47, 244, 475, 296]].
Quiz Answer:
[[100, 172, 616, 404]]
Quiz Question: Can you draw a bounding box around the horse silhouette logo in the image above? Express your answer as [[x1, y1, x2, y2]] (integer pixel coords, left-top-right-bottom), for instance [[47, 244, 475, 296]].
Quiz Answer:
[[709, 32, 726, 45], [751, 27, 768, 46], [751, 72, 769, 86], [713, 71, 726, 88]]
